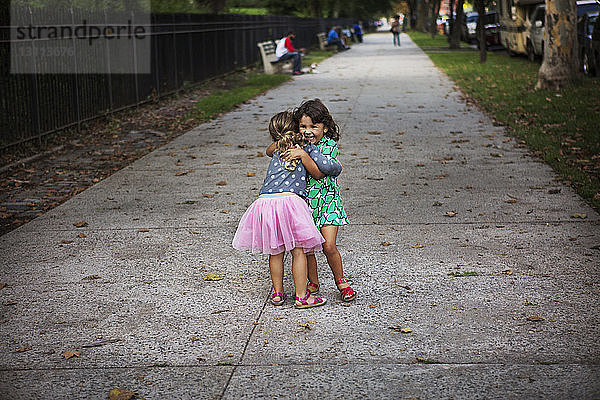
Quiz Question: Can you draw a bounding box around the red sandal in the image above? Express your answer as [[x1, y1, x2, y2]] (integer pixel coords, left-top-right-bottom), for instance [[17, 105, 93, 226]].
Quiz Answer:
[[295, 292, 327, 309], [307, 281, 320, 295], [270, 292, 286, 306], [336, 277, 356, 302]]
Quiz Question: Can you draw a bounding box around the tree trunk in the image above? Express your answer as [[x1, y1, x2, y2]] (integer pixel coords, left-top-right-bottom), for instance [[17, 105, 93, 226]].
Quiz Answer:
[[536, 0, 577, 90], [475, 0, 487, 62], [406, 0, 418, 30], [449, 0, 464, 49], [447, 0, 455, 38], [430, 0, 442, 37], [416, 0, 429, 32], [307, 0, 321, 17]]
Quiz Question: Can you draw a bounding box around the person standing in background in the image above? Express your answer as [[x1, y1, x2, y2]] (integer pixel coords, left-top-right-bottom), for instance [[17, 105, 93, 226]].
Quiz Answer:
[[391, 16, 401, 46]]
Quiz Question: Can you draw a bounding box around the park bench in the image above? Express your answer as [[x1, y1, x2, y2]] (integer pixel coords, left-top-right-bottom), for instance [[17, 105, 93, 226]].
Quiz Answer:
[[317, 32, 336, 51], [257, 40, 293, 74]]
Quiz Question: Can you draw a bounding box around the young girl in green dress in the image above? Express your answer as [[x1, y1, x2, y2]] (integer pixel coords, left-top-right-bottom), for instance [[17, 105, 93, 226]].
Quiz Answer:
[[287, 99, 356, 302]]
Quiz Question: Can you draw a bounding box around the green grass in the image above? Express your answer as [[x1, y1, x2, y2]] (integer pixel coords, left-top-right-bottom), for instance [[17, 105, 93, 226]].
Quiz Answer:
[[303, 49, 336, 67], [408, 31, 600, 211], [185, 73, 291, 122], [407, 31, 471, 50], [228, 7, 268, 15]]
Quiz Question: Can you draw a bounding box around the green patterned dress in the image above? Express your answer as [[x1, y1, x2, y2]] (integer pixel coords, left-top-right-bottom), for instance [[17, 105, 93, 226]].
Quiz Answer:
[[305, 136, 349, 228]]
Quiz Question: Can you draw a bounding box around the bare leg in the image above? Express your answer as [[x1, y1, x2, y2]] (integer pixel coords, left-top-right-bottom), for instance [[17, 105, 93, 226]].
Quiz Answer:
[[290, 247, 308, 299], [291, 247, 326, 307], [321, 225, 355, 300], [269, 253, 284, 302], [307, 253, 319, 286], [321, 225, 345, 284]]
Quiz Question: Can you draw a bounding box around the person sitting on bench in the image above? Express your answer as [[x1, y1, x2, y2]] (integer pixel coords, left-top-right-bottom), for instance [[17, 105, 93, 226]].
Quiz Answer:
[[276, 31, 305, 75], [327, 26, 349, 51]]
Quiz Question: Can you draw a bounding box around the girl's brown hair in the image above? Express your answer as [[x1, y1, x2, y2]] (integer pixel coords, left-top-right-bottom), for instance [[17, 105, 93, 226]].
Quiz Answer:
[[268, 111, 305, 170], [294, 98, 340, 141]]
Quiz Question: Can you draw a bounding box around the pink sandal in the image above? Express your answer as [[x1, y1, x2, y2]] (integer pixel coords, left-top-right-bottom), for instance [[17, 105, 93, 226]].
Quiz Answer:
[[295, 292, 327, 309], [307, 281, 320, 295], [336, 277, 357, 302], [270, 292, 286, 306]]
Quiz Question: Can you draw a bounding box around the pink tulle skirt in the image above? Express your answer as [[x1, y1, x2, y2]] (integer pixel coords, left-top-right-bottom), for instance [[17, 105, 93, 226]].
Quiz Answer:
[[232, 193, 324, 255]]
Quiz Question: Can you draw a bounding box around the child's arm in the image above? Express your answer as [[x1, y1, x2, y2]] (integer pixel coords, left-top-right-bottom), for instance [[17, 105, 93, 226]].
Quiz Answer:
[[304, 145, 342, 177], [283, 147, 325, 179], [282, 145, 342, 177], [265, 142, 276, 157]]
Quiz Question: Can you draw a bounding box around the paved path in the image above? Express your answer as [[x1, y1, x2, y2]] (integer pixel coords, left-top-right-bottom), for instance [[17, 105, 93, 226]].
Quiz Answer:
[[1, 32, 599, 399]]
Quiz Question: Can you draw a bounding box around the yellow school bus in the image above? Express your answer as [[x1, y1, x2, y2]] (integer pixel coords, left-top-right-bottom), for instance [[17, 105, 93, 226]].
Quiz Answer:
[[498, 0, 544, 55]]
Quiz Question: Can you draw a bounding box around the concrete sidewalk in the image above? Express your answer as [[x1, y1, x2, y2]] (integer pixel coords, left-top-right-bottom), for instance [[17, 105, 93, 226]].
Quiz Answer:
[[1, 32, 599, 399]]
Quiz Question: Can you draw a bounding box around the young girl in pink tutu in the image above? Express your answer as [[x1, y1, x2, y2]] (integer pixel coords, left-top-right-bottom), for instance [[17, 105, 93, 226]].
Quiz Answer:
[[232, 111, 342, 308]]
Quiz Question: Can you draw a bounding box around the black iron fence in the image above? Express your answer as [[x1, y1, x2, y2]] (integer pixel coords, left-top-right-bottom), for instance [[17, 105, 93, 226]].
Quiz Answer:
[[0, 5, 355, 150]]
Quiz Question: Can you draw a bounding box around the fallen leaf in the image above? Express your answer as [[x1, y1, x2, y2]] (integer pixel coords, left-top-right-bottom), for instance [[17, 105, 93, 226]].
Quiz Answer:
[[61, 240, 74, 244], [367, 131, 382, 135], [83, 274, 101, 280], [216, 181, 227, 186], [571, 213, 587, 219], [445, 211, 457, 217], [256, 152, 264, 157], [202, 193, 214, 198], [4, 301, 17, 306], [505, 199, 518, 204], [63, 350, 81, 359], [398, 131, 406, 135], [246, 172, 256, 177], [0, 283, 6, 290], [433, 201, 443, 206], [381, 241, 392, 246], [204, 273, 223, 281], [73, 221, 87, 228], [175, 169, 194, 176], [501, 269, 514, 275], [411, 243, 425, 248], [16, 346, 31, 352], [108, 388, 136, 400], [78, 233, 87, 238], [527, 316, 544, 321], [389, 326, 412, 333], [138, 228, 149, 232], [490, 153, 503, 158]]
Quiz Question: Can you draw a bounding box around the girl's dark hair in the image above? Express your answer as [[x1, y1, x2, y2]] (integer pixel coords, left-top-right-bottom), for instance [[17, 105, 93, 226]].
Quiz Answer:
[[294, 98, 340, 141]]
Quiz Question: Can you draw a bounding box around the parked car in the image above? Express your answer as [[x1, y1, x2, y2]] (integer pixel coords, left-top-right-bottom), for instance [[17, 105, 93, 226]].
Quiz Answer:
[[476, 11, 502, 49], [526, 0, 600, 61], [578, 11, 599, 75], [462, 12, 478, 42], [527, 3, 546, 61], [578, 0, 600, 16]]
